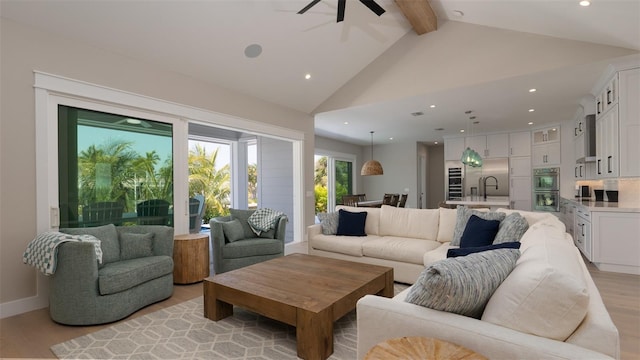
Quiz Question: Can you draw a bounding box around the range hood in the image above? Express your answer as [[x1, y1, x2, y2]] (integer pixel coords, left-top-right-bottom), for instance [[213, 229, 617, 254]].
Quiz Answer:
[[576, 114, 596, 163]]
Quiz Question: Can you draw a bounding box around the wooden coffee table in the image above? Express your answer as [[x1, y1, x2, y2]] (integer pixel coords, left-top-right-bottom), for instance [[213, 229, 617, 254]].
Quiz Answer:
[[203, 253, 394, 360]]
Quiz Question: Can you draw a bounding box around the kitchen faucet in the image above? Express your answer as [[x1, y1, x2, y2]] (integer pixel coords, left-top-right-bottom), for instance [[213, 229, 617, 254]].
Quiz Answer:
[[483, 176, 499, 200]]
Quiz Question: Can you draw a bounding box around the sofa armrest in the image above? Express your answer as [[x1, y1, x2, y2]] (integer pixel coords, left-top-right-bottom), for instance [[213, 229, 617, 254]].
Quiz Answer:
[[356, 295, 614, 360], [274, 216, 288, 243], [307, 224, 322, 251], [49, 242, 101, 322]]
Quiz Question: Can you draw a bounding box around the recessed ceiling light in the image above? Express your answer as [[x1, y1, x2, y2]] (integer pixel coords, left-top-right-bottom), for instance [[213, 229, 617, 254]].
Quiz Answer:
[[430, 104, 436, 108], [389, 137, 394, 140], [343, 121, 349, 125], [528, 122, 534, 125], [434, 141, 439, 145], [305, 73, 311, 80], [460, 129, 465, 133], [452, 10, 464, 17], [529, 88, 537, 93], [579, 0, 591, 6], [528, 109, 535, 112], [244, 44, 262, 58]]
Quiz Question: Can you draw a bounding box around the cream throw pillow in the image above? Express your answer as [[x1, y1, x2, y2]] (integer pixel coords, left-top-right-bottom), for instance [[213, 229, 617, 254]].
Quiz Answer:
[[481, 237, 590, 341]]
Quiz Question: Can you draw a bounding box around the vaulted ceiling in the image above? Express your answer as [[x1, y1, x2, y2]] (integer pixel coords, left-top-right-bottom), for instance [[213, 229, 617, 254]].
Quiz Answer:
[[2, 0, 639, 145]]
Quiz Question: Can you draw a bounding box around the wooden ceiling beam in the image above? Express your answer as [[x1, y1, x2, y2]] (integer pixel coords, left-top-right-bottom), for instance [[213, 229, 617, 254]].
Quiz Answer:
[[394, 0, 437, 35]]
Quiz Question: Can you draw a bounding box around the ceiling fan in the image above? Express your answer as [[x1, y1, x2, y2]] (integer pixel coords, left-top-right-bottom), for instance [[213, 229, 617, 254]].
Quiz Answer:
[[298, 0, 385, 23]]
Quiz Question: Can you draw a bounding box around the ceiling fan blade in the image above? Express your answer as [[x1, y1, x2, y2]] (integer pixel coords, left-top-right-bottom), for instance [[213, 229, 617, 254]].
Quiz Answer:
[[297, 0, 322, 14], [337, 0, 345, 22], [359, 0, 385, 16]]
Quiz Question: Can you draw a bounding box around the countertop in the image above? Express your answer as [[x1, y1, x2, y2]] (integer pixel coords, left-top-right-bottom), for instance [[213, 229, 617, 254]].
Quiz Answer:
[[446, 196, 510, 207], [563, 197, 640, 213]]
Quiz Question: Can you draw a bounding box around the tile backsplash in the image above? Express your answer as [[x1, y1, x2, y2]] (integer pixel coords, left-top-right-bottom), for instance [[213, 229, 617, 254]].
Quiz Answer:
[[576, 178, 640, 201]]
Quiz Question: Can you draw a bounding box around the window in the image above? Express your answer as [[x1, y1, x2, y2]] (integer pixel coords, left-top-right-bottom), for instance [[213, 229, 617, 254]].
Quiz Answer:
[[58, 105, 173, 228]]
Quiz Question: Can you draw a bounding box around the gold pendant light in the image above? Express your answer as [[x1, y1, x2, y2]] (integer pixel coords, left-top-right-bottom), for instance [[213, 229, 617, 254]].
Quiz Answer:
[[361, 131, 384, 176]]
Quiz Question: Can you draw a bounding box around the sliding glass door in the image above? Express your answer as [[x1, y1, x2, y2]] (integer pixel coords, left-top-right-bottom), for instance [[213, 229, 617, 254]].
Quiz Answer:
[[314, 154, 355, 213]]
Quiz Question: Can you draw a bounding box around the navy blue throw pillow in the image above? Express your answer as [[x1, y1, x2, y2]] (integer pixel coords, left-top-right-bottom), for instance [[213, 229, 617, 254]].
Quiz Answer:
[[447, 241, 521, 258], [336, 209, 368, 236], [459, 215, 501, 248]]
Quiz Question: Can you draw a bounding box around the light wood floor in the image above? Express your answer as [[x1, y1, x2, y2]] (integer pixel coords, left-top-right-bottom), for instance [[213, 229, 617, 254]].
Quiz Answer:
[[1, 242, 638, 359]]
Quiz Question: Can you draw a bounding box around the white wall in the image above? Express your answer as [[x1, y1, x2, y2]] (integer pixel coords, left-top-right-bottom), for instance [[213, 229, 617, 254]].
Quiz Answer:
[[362, 142, 418, 208], [258, 137, 294, 243], [0, 18, 315, 312]]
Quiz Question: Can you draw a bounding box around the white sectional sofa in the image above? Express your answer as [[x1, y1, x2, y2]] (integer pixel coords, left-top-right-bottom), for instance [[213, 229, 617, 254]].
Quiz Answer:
[[308, 205, 620, 359]]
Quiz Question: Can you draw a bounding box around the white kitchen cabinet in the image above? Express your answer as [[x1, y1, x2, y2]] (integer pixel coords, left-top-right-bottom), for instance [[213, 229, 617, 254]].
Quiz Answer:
[[510, 157, 531, 177], [596, 73, 618, 117], [595, 105, 619, 178], [465, 133, 509, 159], [592, 211, 640, 274], [574, 162, 594, 180], [509, 131, 531, 156], [509, 176, 531, 211], [618, 68, 640, 177], [532, 127, 560, 144], [444, 137, 466, 161], [574, 206, 592, 260], [532, 142, 560, 167]]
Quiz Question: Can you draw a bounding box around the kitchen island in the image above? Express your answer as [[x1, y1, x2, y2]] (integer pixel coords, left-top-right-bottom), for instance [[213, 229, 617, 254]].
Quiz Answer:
[[446, 196, 510, 209]]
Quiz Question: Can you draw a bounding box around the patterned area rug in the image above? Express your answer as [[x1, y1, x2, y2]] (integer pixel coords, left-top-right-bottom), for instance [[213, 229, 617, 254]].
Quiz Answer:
[[51, 284, 409, 359]]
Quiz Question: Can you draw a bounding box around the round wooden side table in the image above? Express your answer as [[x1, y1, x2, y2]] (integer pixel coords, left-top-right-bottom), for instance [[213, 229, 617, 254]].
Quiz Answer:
[[173, 233, 210, 284], [364, 337, 488, 360]]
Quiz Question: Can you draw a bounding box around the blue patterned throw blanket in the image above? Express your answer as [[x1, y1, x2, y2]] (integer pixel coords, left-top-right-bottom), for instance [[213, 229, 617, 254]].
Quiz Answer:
[[248, 208, 287, 236], [23, 232, 103, 275]]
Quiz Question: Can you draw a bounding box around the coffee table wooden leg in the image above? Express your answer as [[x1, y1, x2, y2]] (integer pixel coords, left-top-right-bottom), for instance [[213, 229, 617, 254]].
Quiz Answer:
[[203, 280, 233, 321], [378, 270, 394, 298], [296, 307, 333, 360]]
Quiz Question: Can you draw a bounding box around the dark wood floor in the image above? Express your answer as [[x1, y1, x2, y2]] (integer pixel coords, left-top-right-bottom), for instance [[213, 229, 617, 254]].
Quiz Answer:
[[1, 243, 638, 359]]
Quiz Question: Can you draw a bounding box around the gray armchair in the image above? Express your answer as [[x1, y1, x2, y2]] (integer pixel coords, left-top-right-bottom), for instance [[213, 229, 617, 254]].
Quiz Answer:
[[51, 224, 174, 325], [210, 208, 286, 274]]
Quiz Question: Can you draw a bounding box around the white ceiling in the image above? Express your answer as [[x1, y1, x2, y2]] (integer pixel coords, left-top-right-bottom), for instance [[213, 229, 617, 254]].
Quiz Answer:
[[2, 0, 639, 145]]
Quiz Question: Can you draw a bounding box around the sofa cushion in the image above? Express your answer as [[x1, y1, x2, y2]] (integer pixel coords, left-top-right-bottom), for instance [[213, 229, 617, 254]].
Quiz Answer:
[[379, 206, 439, 240], [405, 248, 520, 318], [336, 206, 380, 235], [459, 215, 500, 248], [423, 243, 454, 265], [98, 255, 173, 295], [222, 219, 245, 242], [336, 209, 367, 236], [496, 208, 562, 228], [317, 212, 339, 235], [482, 233, 590, 341], [447, 242, 521, 258], [436, 208, 457, 243], [221, 238, 282, 259], [119, 232, 154, 260], [493, 212, 529, 244], [61, 224, 119, 265], [229, 208, 257, 239], [362, 237, 442, 265], [451, 207, 504, 246], [310, 234, 375, 257]]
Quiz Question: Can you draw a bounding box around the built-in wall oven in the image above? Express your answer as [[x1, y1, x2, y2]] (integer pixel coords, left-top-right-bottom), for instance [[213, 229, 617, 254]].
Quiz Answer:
[[447, 166, 463, 200], [533, 167, 560, 212]]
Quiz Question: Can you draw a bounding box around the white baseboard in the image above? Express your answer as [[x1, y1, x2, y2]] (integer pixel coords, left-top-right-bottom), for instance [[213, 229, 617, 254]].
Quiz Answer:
[[0, 293, 48, 319], [0, 273, 49, 319]]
